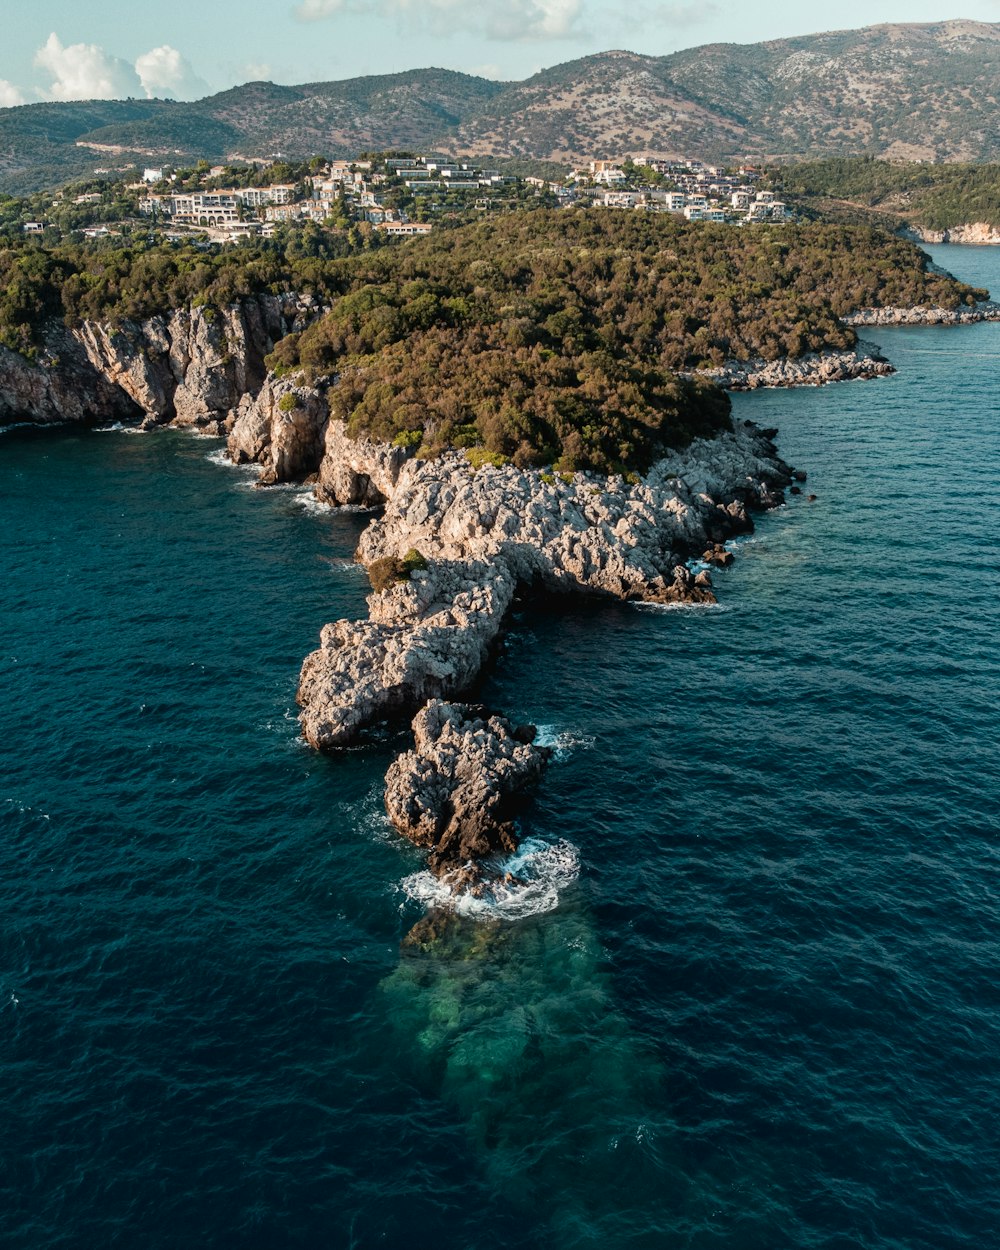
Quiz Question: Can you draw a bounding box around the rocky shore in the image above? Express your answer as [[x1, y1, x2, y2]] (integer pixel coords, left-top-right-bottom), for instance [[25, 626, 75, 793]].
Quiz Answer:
[[844, 300, 1000, 326], [287, 412, 793, 892], [0, 293, 322, 430], [697, 345, 894, 390], [900, 222, 1000, 246], [294, 419, 791, 752]]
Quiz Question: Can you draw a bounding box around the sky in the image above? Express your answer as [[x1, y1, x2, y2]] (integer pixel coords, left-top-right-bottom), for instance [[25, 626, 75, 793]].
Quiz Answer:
[[0, 0, 998, 106]]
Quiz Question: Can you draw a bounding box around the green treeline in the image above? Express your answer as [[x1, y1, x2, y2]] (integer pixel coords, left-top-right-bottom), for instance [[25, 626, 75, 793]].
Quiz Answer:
[[266, 211, 983, 473], [780, 158, 1000, 231], [0, 209, 986, 473], [0, 228, 379, 358]]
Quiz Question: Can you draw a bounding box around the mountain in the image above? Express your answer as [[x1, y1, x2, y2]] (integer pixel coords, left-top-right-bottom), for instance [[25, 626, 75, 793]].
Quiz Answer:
[[446, 21, 1000, 163], [2, 21, 1000, 194]]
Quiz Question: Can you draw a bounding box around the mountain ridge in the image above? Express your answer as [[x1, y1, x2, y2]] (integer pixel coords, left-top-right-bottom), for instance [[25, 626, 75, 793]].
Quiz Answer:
[[2, 21, 1000, 193]]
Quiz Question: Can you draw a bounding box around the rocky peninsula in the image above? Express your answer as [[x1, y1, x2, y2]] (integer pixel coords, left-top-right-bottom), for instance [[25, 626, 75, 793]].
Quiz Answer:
[[0, 282, 969, 899], [695, 344, 894, 389]]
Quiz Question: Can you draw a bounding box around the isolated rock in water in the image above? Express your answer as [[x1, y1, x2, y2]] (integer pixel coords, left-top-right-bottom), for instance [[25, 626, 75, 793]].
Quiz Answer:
[[384, 700, 551, 886]]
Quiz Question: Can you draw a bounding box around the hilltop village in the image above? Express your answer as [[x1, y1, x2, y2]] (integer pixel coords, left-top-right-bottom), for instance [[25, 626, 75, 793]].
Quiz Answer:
[[8, 153, 789, 246]]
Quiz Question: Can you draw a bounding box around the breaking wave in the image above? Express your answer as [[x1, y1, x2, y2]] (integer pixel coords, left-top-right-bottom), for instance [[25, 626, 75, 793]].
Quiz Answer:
[[400, 836, 580, 922]]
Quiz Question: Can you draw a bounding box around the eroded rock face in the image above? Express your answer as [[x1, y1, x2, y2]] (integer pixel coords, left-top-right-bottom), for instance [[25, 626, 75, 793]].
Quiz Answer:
[[1, 294, 322, 432], [0, 333, 143, 427], [384, 700, 551, 887], [228, 374, 330, 484], [297, 559, 517, 750], [900, 222, 1000, 246]]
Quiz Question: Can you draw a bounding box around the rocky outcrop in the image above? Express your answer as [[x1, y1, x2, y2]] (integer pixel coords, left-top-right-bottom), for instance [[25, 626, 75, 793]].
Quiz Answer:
[[900, 222, 1000, 246], [699, 346, 895, 390], [297, 420, 792, 751], [298, 558, 516, 750], [844, 300, 1000, 326], [384, 700, 550, 889], [228, 374, 329, 484], [0, 293, 322, 432], [315, 420, 411, 506]]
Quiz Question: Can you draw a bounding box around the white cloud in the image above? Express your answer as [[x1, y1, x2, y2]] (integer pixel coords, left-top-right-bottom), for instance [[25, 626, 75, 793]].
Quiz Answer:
[[0, 80, 25, 108], [135, 45, 209, 100], [294, 0, 585, 40], [35, 32, 142, 100]]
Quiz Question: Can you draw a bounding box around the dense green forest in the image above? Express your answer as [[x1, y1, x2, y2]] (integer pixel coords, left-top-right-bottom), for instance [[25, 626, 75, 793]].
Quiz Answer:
[[779, 158, 1000, 231], [265, 212, 984, 472], [0, 209, 986, 473]]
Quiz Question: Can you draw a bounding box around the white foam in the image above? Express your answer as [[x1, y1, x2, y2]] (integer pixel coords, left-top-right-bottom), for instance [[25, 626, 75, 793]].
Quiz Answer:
[[94, 421, 144, 434], [205, 448, 260, 477], [633, 600, 729, 613], [0, 421, 44, 435], [400, 836, 580, 922], [534, 725, 595, 760], [297, 493, 334, 514]]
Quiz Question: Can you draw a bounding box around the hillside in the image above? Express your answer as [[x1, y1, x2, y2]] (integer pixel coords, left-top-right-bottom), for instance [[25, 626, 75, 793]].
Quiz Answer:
[[3, 21, 1000, 193], [447, 21, 1000, 163], [777, 157, 1000, 231]]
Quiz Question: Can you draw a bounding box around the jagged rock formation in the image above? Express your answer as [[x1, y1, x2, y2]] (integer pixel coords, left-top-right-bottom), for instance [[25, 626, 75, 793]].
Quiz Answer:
[[297, 421, 792, 750], [384, 700, 550, 889], [0, 337, 142, 427], [844, 300, 1000, 326], [297, 558, 517, 750], [0, 294, 321, 431]]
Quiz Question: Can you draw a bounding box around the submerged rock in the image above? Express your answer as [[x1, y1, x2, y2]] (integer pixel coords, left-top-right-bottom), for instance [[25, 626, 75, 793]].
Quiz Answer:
[[385, 700, 551, 888]]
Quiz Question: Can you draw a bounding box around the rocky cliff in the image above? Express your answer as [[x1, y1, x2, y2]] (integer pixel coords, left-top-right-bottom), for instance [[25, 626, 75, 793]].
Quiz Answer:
[[0, 293, 321, 431], [296, 420, 791, 751], [901, 223, 1000, 246]]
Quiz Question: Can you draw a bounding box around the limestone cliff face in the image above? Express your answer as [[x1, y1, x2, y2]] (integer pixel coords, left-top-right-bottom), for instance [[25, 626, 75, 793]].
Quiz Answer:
[[0, 293, 322, 430], [0, 335, 142, 427]]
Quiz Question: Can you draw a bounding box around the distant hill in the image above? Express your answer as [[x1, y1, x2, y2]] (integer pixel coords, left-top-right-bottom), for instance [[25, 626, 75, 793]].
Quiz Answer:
[[3, 21, 1000, 194], [448, 21, 1000, 163]]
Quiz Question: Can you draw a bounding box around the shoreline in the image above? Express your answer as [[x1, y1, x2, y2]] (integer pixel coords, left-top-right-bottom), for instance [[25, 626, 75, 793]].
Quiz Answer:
[[844, 299, 1000, 327], [3, 290, 994, 902], [290, 415, 794, 896]]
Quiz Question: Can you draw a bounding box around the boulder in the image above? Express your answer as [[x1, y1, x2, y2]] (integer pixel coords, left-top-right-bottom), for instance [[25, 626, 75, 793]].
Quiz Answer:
[[384, 700, 551, 886]]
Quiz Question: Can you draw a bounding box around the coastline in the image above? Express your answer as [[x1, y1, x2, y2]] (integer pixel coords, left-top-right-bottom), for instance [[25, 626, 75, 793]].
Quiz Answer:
[[1, 287, 992, 899], [694, 344, 894, 390], [844, 299, 1000, 326]]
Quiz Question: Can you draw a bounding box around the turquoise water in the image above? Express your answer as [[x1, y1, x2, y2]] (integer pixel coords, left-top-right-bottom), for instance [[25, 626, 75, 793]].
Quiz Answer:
[[2, 244, 999, 1248]]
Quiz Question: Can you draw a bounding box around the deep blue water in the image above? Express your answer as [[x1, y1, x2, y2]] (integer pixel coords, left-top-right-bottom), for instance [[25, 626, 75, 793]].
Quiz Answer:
[[2, 243, 999, 1249]]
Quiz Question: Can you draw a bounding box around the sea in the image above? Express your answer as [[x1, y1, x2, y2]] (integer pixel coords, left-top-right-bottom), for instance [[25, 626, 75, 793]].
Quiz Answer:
[[2, 243, 999, 1250]]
